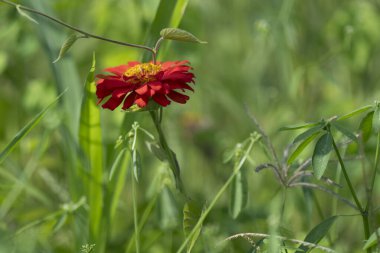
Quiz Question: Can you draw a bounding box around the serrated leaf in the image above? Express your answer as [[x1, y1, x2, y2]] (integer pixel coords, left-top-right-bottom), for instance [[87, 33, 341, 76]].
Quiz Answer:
[[16, 5, 39, 24], [287, 132, 320, 165], [312, 133, 333, 179], [229, 168, 248, 219], [363, 227, 380, 250], [359, 111, 374, 143], [331, 122, 357, 142], [0, 91, 65, 164], [160, 28, 207, 44], [132, 149, 142, 182], [183, 200, 203, 253], [298, 216, 337, 252], [293, 125, 323, 144], [373, 105, 380, 134], [279, 122, 321, 131], [53, 34, 82, 63], [337, 105, 372, 121]]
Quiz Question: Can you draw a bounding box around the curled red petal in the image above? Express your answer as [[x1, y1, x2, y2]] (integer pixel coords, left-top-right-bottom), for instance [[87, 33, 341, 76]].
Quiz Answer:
[[101, 93, 126, 110], [122, 92, 137, 110], [135, 95, 149, 108], [153, 93, 171, 107], [168, 82, 194, 91], [96, 79, 130, 99], [135, 84, 149, 95], [167, 90, 189, 104]]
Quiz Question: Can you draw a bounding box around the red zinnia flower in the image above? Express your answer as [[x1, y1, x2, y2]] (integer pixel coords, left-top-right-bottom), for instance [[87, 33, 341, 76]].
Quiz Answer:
[[96, 61, 195, 110]]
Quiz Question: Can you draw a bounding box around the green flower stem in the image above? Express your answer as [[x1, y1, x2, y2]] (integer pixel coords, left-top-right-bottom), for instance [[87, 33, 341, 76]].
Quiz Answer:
[[176, 134, 259, 253], [0, 0, 154, 55], [131, 176, 140, 253], [366, 131, 380, 212], [149, 110, 186, 195], [331, 136, 371, 247]]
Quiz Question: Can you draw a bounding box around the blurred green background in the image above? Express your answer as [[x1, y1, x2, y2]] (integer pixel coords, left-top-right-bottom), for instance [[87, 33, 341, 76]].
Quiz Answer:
[[1, 0, 380, 252]]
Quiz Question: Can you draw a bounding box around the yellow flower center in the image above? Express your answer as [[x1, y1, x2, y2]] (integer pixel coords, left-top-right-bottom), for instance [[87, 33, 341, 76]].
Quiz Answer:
[[124, 63, 161, 83]]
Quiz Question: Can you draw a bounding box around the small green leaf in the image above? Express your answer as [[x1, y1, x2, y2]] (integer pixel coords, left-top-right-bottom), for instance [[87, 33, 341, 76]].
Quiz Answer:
[[287, 132, 320, 165], [359, 111, 374, 142], [159, 187, 178, 229], [146, 141, 167, 161], [53, 34, 83, 63], [279, 122, 321, 131], [312, 133, 333, 179], [132, 149, 142, 182], [337, 105, 372, 121], [160, 28, 207, 44], [229, 168, 248, 219], [331, 122, 357, 142], [222, 147, 236, 164], [16, 5, 39, 24], [183, 200, 203, 253], [293, 125, 323, 144], [53, 213, 68, 233], [298, 216, 337, 252], [363, 227, 380, 250], [373, 104, 380, 134]]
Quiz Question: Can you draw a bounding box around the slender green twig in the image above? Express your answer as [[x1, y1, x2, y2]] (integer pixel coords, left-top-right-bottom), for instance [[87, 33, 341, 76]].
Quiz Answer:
[[331, 134, 371, 249], [132, 176, 140, 253], [0, 0, 154, 54], [176, 134, 259, 253], [149, 110, 186, 195], [366, 132, 380, 212]]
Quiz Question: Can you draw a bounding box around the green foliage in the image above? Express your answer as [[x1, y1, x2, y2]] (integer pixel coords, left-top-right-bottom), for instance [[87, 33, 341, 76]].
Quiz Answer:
[[160, 28, 207, 44], [312, 133, 333, 179]]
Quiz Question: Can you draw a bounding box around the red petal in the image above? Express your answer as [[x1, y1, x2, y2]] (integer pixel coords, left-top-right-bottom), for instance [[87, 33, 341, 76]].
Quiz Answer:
[[101, 93, 126, 110], [96, 78, 129, 98], [122, 92, 137, 110], [162, 71, 194, 82], [135, 95, 149, 108], [167, 91, 189, 104], [104, 65, 128, 76], [168, 82, 194, 91], [149, 81, 163, 91], [152, 94, 171, 106], [135, 84, 149, 95]]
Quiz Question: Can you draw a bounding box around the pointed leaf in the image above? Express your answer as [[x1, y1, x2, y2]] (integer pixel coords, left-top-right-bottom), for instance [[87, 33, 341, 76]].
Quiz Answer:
[[331, 122, 357, 142], [222, 147, 236, 164], [16, 5, 39, 24], [363, 227, 380, 250], [298, 216, 337, 252], [78, 55, 103, 240], [279, 122, 321, 131], [0, 91, 65, 164], [359, 111, 374, 143], [293, 125, 323, 144], [160, 28, 207, 44], [373, 105, 380, 134], [53, 34, 82, 63], [146, 141, 167, 161], [229, 168, 248, 219], [312, 133, 333, 179], [183, 200, 203, 253], [132, 149, 142, 182], [337, 105, 372, 121], [287, 132, 320, 165]]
